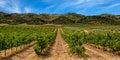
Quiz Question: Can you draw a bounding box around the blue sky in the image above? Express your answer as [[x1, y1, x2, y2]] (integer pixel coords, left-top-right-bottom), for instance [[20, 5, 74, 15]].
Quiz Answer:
[[0, 0, 120, 15]]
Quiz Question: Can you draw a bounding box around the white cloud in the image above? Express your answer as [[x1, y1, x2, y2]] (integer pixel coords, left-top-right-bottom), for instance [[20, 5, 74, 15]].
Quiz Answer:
[[24, 7, 32, 13], [0, 0, 119, 15], [41, 0, 52, 2], [107, 3, 120, 9], [86, 0, 91, 2], [0, 0, 7, 8], [54, 0, 105, 13], [57, 0, 107, 9], [72, 0, 84, 5], [73, 0, 113, 13], [0, 0, 38, 13], [0, 0, 22, 13], [10, 0, 21, 13], [39, 5, 55, 13], [62, 0, 85, 8], [96, 3, 120, 13], [46, 5, 54, 10]]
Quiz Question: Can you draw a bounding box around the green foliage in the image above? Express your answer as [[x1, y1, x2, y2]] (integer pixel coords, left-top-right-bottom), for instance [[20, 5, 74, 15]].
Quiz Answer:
[[70, 45, 85, 57], [63, 25, 120, 52], [34, 28, 56, 56], [62, 29, 85, 57], [0, 25, 56, 51], [82, 31, 120, 52], [34, 45, 44, 55]]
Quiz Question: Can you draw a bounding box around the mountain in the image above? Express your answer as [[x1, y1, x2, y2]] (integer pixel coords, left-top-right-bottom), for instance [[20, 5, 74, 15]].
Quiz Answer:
[[0, 12, 120, 25]]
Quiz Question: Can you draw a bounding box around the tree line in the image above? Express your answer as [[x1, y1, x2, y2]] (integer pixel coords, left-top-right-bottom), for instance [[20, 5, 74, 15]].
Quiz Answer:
[[0, 12, 120, 25]]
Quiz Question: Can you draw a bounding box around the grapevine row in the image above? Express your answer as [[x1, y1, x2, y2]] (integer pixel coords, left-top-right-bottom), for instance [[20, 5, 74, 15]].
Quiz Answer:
[[80, 31, 120, 52], [0, 25, 56, 57], [34, 30, 56, 55], [61, 29, 85, 57], [63, 27, 120, 52]]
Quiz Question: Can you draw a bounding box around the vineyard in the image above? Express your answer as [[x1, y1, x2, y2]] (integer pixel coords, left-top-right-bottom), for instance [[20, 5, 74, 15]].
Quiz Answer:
[[0, 25, 56, 60], [62, 30, 86, 57], [0, 25, 120, 60], [63, 24, 120, 59], [62, 28, 120, 52]]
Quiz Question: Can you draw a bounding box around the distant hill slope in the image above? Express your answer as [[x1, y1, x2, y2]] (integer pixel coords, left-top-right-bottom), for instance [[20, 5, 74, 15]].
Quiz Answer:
[[0, 12, 120, 25]]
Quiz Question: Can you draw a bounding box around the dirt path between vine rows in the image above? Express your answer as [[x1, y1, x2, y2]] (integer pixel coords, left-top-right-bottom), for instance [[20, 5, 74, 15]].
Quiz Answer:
[[41, 29, 83, 60], [83, 44, 120, 60], [2, 42, 37, 60]]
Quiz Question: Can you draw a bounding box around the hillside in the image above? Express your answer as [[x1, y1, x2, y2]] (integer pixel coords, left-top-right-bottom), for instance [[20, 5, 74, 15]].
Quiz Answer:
[[0, 12, 120, 25]]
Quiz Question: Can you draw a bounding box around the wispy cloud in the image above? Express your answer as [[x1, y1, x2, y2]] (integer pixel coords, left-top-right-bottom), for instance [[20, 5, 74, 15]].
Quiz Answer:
[[106, 3, 120, 10], [0, 0, 37, 13], [10, 0, 22, 13], [24, 7, 32, 13], [59, 0, 106, 8], [39, 5, 55, 13], [45, 5, 55, 10], [54, 0, 105, 13], [0, 0, 6, 8], [58, 0, 85, 9], [41, 0, 52, 2], [0, 0, 22, 13], [0, 0, 119, 15], [94, 3, 120, 14]]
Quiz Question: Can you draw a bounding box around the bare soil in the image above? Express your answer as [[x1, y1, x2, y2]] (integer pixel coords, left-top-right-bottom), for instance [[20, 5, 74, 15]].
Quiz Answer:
[[41, 29, 83, 60], [83, 44, 120, 60], [3, 45, 37, 60], [0, 24, 8, 26], [1, 42, 37, 60]]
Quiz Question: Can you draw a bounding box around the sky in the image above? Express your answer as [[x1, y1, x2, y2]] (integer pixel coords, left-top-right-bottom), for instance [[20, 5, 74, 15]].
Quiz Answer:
[[0, 0, 120, 15]]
